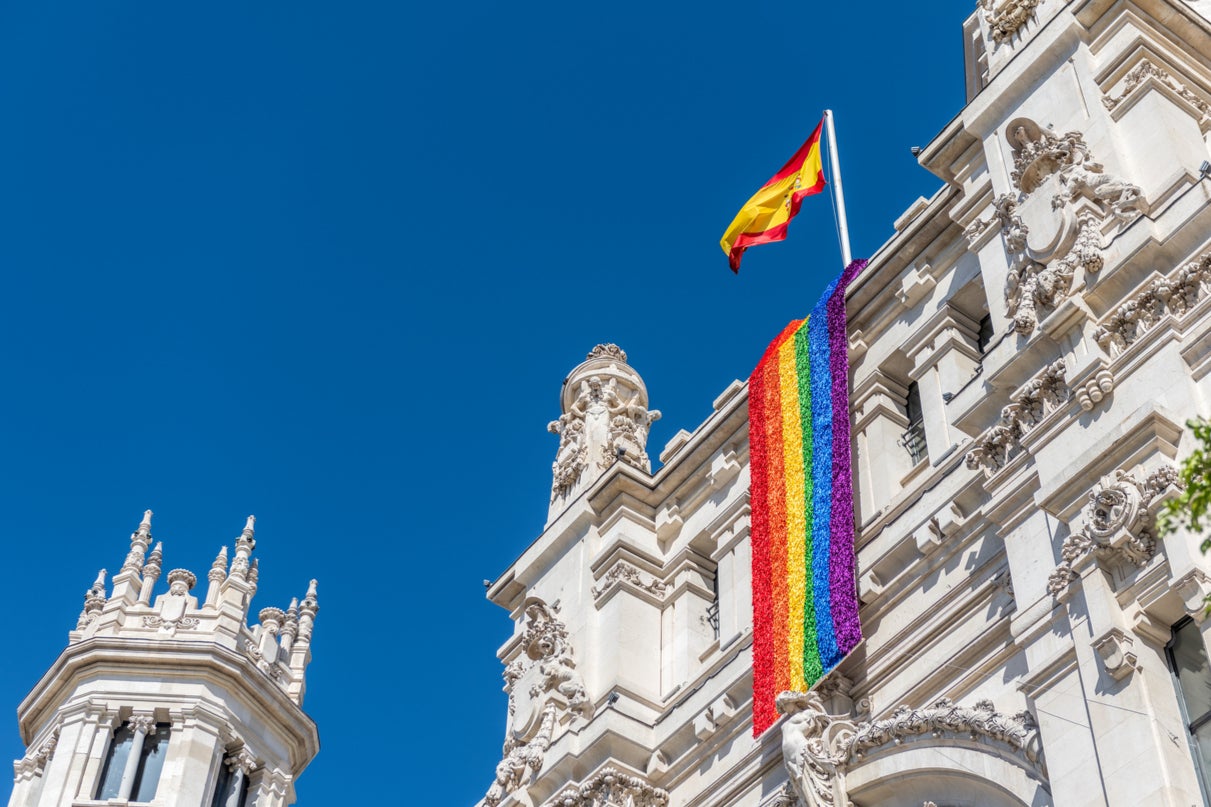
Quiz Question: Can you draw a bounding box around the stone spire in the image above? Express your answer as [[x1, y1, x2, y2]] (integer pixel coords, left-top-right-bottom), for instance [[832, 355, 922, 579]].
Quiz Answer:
[[547, 344, 660, 521]]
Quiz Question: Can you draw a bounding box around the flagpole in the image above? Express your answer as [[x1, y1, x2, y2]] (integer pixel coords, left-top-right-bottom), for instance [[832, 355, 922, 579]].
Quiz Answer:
[[823, 109, 853, 268]]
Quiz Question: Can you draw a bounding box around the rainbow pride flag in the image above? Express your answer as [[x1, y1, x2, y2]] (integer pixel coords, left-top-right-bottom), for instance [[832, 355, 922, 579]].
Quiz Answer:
[[749, 259, 866, 735]]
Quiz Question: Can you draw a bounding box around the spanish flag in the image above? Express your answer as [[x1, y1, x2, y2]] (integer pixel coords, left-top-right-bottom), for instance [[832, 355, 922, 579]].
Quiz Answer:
[[720, 120, 827, 273]]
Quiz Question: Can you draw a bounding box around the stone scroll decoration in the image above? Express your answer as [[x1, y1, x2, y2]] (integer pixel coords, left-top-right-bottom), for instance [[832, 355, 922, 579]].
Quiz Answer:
[[968, 120, 1144, 335], [978, 0, 1040, 43], [548, 345, 661, 502], [965, 358, 1069, 477], [777, 691, 1044, 807], [545, 767, 670, 807], [485, 600, 595, 807], [1093, 252, 1211, 358], [1047, 465, 1181, 599]]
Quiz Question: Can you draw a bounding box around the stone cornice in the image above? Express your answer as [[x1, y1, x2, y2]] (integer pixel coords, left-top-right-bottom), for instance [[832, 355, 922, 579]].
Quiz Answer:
[[17, 637, 319, 770]]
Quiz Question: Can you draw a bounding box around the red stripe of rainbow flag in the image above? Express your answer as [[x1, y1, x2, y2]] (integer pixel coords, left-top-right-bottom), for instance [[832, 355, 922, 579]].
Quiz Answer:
[[749, 259, 866, 735]]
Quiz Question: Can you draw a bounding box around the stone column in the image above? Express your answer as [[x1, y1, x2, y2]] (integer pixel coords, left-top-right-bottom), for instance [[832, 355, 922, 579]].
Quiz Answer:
[[115, 714, 156, 801]]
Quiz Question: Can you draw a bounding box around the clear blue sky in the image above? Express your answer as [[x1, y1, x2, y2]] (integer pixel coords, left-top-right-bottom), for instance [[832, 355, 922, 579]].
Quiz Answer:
[[0, 1, 975, 802]]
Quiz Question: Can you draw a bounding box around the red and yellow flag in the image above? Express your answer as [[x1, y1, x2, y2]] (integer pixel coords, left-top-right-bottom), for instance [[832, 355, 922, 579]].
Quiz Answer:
[[720, 120, 826, 273]]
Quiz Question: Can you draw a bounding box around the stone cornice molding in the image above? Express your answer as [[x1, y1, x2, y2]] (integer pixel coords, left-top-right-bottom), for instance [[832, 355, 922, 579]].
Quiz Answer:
[[15, 637, 319, 766]]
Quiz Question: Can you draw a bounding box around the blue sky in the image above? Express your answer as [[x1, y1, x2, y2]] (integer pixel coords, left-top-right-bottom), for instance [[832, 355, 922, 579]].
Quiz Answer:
[[0, 1, 975, 802]]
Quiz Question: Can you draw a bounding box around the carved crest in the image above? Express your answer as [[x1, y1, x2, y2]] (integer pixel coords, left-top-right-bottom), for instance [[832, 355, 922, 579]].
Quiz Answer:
[[971, 122, 1144, 335], [1047, 465, 1181, 599], [486, 599, 595, 806]]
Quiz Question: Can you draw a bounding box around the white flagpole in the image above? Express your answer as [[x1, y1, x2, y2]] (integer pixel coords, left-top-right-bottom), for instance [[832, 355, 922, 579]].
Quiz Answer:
[[823, 109, 853, 268]]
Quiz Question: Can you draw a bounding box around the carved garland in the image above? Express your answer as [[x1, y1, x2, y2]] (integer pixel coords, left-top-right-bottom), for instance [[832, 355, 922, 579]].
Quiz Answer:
[[591, 561, 668, 599], [1047, 465, 1181, 599], [965, 359, 1069, 477], [1093, 253, 1211, 358], [545, 767, 669, 807], [778, 691, 1043, 807], [978, 0, 1041, 43], [1102, 60, 1211, 124]]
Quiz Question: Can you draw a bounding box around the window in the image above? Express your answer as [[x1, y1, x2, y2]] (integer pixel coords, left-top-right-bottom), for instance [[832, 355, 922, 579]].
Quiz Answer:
[[977, 313, 995, 354], [95, 719, 170, 802], [1167, 618, 1211, 801], [211, 753, 252, 807], [705, 573, 720, 641], [900, 381, 928, 465]]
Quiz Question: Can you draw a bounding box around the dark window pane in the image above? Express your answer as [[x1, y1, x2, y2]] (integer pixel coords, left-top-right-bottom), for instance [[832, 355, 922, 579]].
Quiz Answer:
[[901, 382, 928, 465], [131, 724, 171, 802], [95, 724, 134, 799], [977, 314, 995, 354], [211, 758, 233, 807], [1173, 620, 1211, 723]]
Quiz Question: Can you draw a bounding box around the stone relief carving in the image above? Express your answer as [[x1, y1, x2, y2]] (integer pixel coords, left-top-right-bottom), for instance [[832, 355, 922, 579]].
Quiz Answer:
[[486, 705, 557, 807], [972, 122, 1143, 335], [965, 359, 1069, 477], [1102, 60, 1211, 125], [15, 726, 60, 779], [591, 561, 668, 600], [1094, 253, 1211, 357], [1047, 465, 1180, 598], [545, 767, 670, 807], [485, 600, 595, 806], [549, 346, 660, 504], [778, 691, 1043, 807], [769, 783, 800, 807], [143, 569, 200, 635], [978, 0, 1040, 43], [1093, 627, 1139, 680]]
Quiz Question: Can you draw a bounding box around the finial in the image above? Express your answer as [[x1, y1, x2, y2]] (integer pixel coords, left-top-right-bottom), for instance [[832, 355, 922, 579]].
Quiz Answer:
[[91, 569, 107, 594], [287, 597, 299, 615], [138, 510, 153, 535], [587, 344, 627, 363], [248, 558, 260, 586], [304, 579, 318, 602], [147, 542, 163, 564], [242, 515, 256, 537], [166, 569, 197, 591]]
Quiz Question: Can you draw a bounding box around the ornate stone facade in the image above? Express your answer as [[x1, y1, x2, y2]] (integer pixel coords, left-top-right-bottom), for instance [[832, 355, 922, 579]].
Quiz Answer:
[[478, 2, 1211, 806]]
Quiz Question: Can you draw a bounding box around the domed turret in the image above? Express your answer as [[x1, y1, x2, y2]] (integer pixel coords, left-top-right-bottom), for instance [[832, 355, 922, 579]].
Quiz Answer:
[[546, 344, 660, 521]]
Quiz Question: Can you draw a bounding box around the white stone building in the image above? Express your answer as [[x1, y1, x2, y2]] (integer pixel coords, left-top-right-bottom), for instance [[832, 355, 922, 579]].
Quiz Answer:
[[7, 512, 319, 807], [477, 1, 1211, 805]]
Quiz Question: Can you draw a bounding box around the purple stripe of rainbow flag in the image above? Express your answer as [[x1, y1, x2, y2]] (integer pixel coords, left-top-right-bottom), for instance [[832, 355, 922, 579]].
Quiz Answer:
[[749, 259, 866, 735]]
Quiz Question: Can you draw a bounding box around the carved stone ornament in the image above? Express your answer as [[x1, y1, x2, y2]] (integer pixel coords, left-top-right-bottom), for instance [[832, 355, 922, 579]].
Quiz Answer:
[[591, 561, 668, 600], [1094, 253, 1211, 357], [777, 691, 1043, 807], [549, 347, 661, 505], [485, 600, 595, 806], [76, 569, 108, 630], [1047, 465, 1180, 599], [587, 344, 628, 363], [969, 122, 1144, 335], [978, 0, 1040, 43], [545, 766, 670, 807], [1103, 60, 1211, 126], [965, 359, 1069, 477]]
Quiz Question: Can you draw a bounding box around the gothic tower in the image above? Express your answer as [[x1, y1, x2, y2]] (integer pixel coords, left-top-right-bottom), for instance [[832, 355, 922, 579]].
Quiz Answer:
[[7, 512, 320, 807]]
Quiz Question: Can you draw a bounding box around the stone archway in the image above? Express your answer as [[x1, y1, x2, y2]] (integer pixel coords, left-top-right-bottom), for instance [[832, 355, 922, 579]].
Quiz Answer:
[[846, 742, 1051, 807]]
